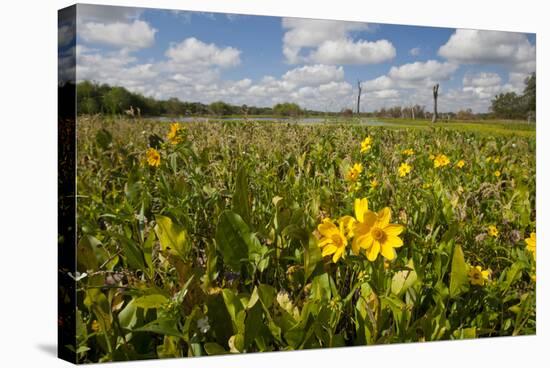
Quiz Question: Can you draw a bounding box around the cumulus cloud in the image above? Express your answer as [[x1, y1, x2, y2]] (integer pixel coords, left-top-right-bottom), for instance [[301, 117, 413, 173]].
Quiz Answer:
[[438, 29, 536, 72], [388, 60, 458, 86], [282, 65, 344, 86], [310, 38, 396, 65], [281, 18, 394, 65], [80, 20, 157, 49], [165, 37, 241, 68]]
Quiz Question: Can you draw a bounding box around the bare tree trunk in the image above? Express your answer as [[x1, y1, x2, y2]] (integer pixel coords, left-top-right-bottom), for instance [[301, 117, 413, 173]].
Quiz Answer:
[[411, 105, 415, 120], [432, 84, 439, 123], [356, 80, 362, 115]]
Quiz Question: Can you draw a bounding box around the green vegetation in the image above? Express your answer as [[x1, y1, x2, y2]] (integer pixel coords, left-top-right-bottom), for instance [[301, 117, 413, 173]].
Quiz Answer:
[[73, 116, 535, 363]]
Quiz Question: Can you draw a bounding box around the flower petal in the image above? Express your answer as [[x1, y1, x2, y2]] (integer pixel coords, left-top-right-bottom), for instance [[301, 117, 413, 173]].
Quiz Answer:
[[332, 247, 344, 263], [322, 244, 337, 257], [384, 224, 404, 236], [318, 220, 338, 237], [366, 240, 380, 261], [354, 198, 369, 223], [377, 207, 391, 227], [380, 243, 396, 260], [385, 234, 404, 248]]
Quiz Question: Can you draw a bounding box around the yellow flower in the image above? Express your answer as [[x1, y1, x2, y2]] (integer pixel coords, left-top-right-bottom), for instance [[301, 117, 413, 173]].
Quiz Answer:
[[525, 232, 536, 260], [402, 148, 414, 156], [494, 170, 501, 177], [468, 265, 491, 286], [433, 154, 450, 168], [360, 136, 373, 153], [339, 215, 357, 239], [91, 320, 100, 333], [370, 179, 379, 188], [317, 218, 348, 263], [493, 156, 500, 164], [146, 147, 161, 167], [352, 200, 405, 261], [346, 163, 363, 182], [487, 225, 499, 237], [455, 160, 465, 169], [429, 154, 435, 160], [167, 122, 183, 144], [398, 162, 412, 177]]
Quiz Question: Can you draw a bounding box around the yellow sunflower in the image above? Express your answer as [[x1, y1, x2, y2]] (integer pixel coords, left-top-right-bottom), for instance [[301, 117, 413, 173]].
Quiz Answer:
[[433, 154, 450, 168], [398, 162, 412, 177], [317, 218, 348, 263], [352, 200, 405, 261], [167, 122, 183, 144], [146, 147, 161, 167], [360, 136, 373, 153], [346, 163, 363, 182], [468, 265, 491, 286]]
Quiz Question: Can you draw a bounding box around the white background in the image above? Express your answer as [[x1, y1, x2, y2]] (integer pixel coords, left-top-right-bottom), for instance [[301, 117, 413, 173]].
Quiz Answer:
[[0, 0, 546, 366]]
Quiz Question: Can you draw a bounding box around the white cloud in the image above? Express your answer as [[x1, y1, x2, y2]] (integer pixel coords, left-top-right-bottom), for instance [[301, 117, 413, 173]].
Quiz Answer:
[[438, 29, 536, 72], [165, 37, 241, 68], [463, 72, 501, 87], [281, 18, 394, 65], [388, 60, 458, 86], [80, 20, 157, 49], [409, 47, 421, 56], [361, 76, 394, 91], [282, 64, 344, 86], [310, 38, 396, 64]]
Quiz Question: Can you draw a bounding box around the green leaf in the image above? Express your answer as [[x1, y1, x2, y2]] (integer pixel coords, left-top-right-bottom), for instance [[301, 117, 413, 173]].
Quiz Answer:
[[232, 167, 251, 224], [133, 318, 184, 338], [133, 294, 169, 310], [203, 342, 228, 356], [154, 215, 190, 260], [77, 236, 100, 272], [304, 234, 322, 281], [310, 273, 331, 301], [450, 244, 469, 299], [215, 211, 254, 271], [391, 260, 418, 297]]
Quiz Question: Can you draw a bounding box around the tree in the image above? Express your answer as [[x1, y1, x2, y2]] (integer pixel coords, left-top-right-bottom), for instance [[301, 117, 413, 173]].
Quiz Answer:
[[432, 84, 439, 123], [523, 73, 536, 117], [209, 101, 232, 116], [273, 102, 301, 117], [490, 92, 523, 119]]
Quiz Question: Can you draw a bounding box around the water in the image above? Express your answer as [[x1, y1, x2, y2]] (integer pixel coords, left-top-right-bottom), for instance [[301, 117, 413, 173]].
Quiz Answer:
[[143, 116, 396, 126]]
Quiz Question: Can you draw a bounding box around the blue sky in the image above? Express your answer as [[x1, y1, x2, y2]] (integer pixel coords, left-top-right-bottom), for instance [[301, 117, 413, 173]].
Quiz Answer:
[[69, 4, 536, 112]]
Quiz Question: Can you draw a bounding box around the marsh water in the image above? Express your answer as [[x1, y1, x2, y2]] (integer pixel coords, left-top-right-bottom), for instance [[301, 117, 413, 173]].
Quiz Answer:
[[144, 116, 398, 126]]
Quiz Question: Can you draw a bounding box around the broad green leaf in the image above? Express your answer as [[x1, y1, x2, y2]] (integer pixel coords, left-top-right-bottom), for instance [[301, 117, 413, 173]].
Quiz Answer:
[[310, 273, 331, 301], [304, 234, 322, 281], [77, 235, 100, 272], [391, 260, 418, 296], [450, 244, 469, 299], [215, 210, 260, 271], [133, 294, 169, 310], [154, 215, 190, 260], [232, 167, 251, 224], [134, 318, 184, 338], [204, 342, 228, 355]]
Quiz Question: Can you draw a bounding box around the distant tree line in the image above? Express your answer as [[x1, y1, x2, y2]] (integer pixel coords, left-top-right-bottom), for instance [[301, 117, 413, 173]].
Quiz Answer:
[[76, 81, 307, 117], [75, 74, 535, 120], [490, 73, 536, 120]]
